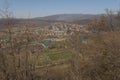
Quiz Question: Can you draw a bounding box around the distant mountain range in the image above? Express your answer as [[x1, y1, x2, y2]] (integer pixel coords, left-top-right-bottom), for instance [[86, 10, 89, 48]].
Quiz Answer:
[[0, 14, 102, 29], [34, 14, 101, 22]]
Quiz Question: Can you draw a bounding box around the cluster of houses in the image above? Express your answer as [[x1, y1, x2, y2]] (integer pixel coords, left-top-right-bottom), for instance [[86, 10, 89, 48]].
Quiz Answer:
[[35, 22, 85, 38]]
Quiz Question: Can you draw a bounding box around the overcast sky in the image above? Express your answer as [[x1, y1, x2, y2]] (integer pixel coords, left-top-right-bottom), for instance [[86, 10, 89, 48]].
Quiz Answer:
[[0, 0, 120, 18]]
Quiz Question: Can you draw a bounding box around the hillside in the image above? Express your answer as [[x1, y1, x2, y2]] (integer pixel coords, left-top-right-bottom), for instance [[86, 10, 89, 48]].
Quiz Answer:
[[35, 14, 101, 22]]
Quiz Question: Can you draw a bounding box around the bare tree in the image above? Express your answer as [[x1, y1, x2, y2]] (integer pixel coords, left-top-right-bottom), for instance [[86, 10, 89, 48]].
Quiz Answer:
[[66, 12, 120, 80], [0, 2, 44, 80]]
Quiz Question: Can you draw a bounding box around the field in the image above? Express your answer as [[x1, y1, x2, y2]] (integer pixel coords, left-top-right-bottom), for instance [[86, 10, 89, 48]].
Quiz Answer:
[[34, 46, 72, 79]]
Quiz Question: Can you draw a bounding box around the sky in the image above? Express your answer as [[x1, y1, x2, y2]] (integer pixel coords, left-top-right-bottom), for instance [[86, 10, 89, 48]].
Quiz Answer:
[[0, 0, 120, 18]]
